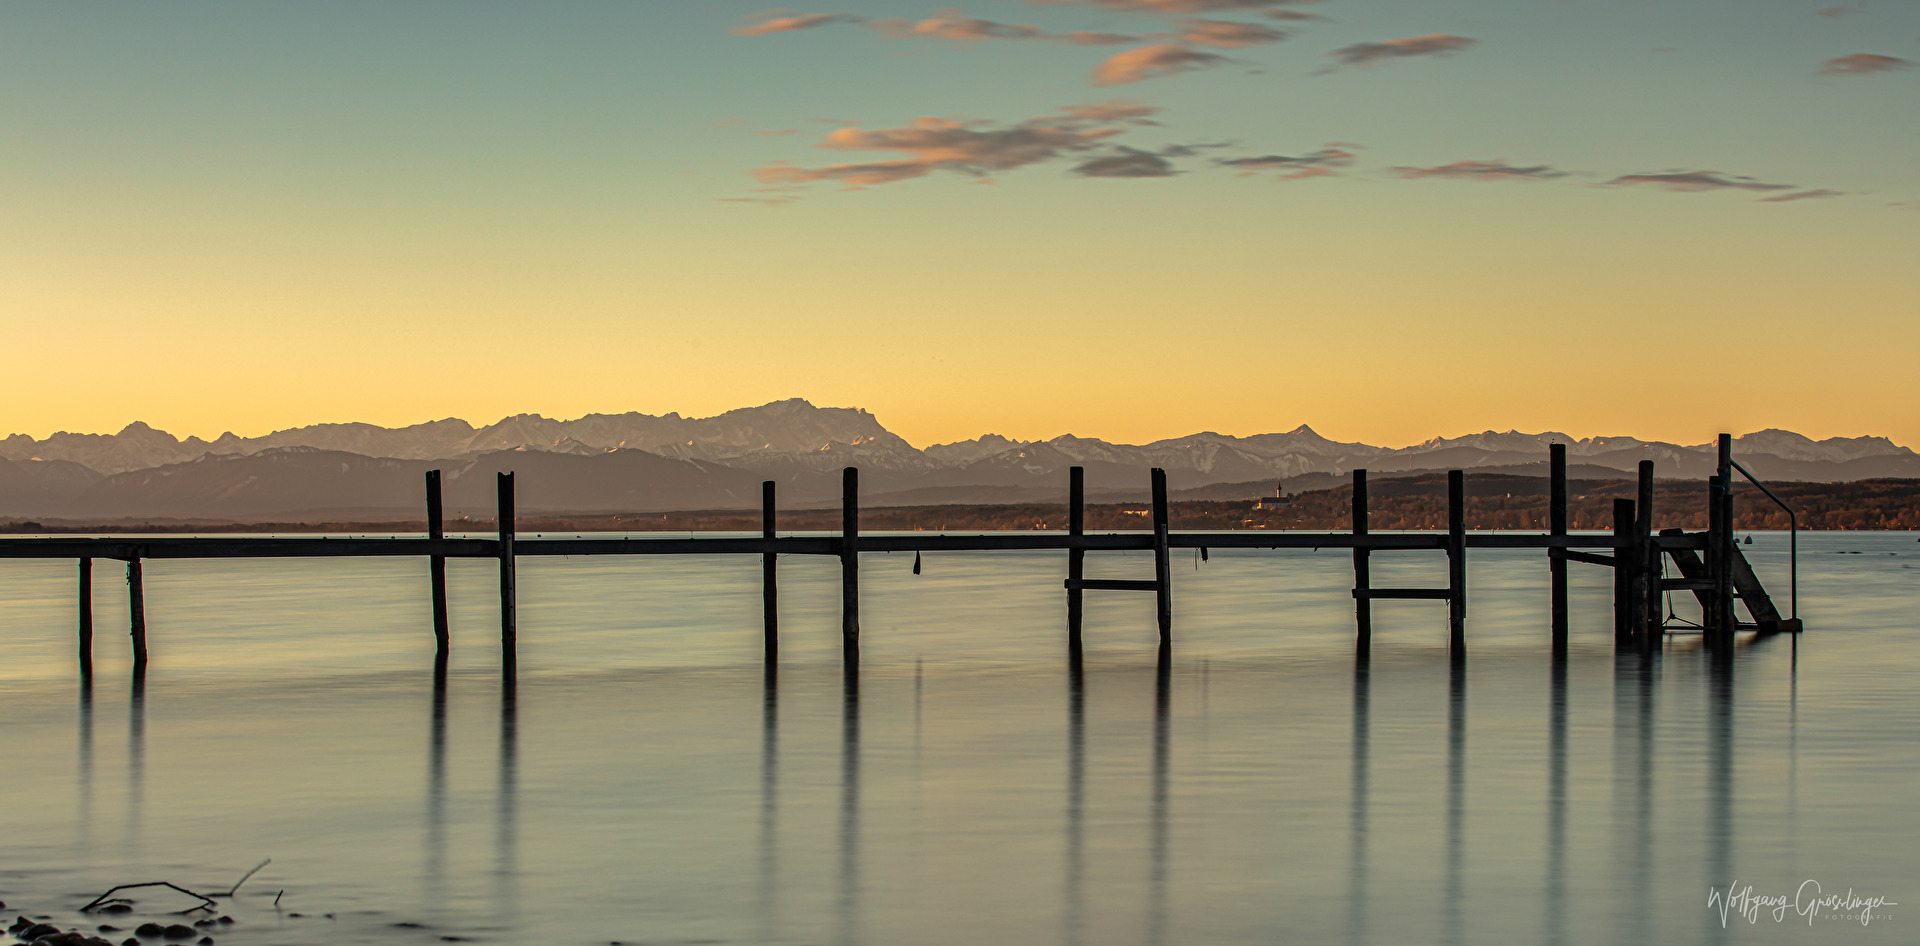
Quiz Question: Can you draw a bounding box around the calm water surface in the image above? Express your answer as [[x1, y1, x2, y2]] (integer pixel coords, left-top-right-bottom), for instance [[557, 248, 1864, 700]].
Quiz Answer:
[[0, 532, 1914, 944]]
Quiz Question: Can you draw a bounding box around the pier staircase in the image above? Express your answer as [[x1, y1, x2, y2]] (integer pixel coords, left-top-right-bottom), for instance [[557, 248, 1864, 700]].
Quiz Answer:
[[1656, 532, 1797, 633]]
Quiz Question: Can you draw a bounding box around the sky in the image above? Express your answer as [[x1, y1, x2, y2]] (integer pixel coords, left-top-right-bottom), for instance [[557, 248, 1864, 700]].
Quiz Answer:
[[2, 0, 1916, 449]]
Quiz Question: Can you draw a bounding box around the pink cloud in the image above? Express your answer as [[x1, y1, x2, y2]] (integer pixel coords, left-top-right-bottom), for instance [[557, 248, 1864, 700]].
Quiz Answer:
[[1392, 160, 1567, 181], [1760, 189, 1846, 203], [870, 13, 1045, 42], [750, 105, 1164, 189], [1605, 170, 1793, 193], [1218, 146, 1356, 179], [1171, 18, 1289, 48], [1032, 0, 1326, 11], [1093, 43, 1230, 85], [731, 12, 862, 36], [1819, 53, 1911, 75], [1330, 33, 1475, 67]]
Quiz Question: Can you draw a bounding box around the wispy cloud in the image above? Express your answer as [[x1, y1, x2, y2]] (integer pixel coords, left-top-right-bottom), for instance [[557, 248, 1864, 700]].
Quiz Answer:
[[1819, 53, 1911, 75], [751, 105, 1163, 189], [871, 13, 1046, 42], [1073, 146, 1180, 177], [1093, 43, 1230, 84], [1605, 170, 1794, 193], [1761, 188, 1845, 203], [1059, 101, 1164, 124], [731, 12, 862, 36], [1392, 160, 1568, 182], [1053, 30, 1146, 46], [1217, 145, 1356, 179], [1170, 18, 1289, 48], [1329, 34, 1475, 68], [1031, 0, 1327, 12]]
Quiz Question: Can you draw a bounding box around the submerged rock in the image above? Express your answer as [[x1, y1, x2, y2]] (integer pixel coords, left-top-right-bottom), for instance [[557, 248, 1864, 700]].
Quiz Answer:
[[134, 923, 166, 938]]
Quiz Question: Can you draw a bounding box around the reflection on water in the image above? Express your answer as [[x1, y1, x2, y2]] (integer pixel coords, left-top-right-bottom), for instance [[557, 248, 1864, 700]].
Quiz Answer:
[[1347, 658, 1369, 945], [1443, 657, 1465, 945], [1706, 651, 1734, 944], [495, 675, 518, 929], [424, 661, 448, 903], [1147, 642, 1171, 946], [838, 654, 861, 945], [0, 533, 1912, 945], [127, 664, 145, 849], [1545, 653, 1567, 946], [1612, 650, 1656, 946], [758, 660, 779, 939]]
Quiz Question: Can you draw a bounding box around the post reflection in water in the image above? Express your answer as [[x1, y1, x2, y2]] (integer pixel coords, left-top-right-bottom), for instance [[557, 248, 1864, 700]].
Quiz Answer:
[[1705, 651, 1734, 943], [495, 675, 519, 926], [1147, 642, 1171, 946], [425, 657, 449, 903], [78, 674, 95, 841], [1064, 654, 1086, 946], [1611, 650, 1657, 945], [1346, 657, 1370, 946], [837, 655, 860, 946], [1544, 653, 1568, 946], [128, 664, 146, 845], [1443, 656, 1465, 945], [757, 660, 779, 937]]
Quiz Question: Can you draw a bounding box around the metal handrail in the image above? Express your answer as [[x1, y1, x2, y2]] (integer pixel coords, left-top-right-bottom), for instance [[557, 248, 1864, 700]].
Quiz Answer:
[[1729, 459, 1797, 620]]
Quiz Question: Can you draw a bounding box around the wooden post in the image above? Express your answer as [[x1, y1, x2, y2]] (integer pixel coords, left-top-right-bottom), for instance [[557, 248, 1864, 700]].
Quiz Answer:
[[1447, 470, 1466, 654], [1613, 498, 1636, 647], [1352, 469, 1371, 657], [1706, 474, 1729, 645], [127, 557, 147, 670], [763, 480, 778, 659], [1067, 466, 1085, 655], [841, 467, 859, 655], [427, 470, 449, 659], [78, 557, 93, 676], [1636, 460, 1657, 645], [1548, 445, 1568, 654], [1711, 434, 1735, 644], [497, 472, 516, 677], [1150, 468, 1172, 644]]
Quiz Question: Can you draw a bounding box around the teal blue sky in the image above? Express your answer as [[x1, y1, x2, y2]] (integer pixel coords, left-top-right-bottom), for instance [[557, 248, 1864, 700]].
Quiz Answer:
[[3, 1, 1916, 447]]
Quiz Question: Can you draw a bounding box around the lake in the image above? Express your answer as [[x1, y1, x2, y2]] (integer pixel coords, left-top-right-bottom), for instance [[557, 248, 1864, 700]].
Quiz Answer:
[[0, 531, 1913, 944]]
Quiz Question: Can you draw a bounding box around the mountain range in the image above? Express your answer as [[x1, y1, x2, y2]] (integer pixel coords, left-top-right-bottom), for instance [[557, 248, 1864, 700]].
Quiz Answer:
[[3, 399, 1916, 521]]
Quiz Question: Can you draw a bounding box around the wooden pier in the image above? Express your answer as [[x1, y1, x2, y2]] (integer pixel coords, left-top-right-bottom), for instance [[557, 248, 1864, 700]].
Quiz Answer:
[[0, 435, 1801, 676]]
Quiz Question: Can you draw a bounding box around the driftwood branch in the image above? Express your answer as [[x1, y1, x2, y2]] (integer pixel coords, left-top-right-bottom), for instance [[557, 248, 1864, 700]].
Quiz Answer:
[[81, 882, 216, 914], [214, 859, 271, 898]]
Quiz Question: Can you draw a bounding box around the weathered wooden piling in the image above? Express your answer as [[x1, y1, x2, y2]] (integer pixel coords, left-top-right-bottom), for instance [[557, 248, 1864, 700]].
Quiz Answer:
[[1067, 466, 1085, 655], [78, 557, 93, 675], [1150, 468, 1172, 643], [427, 470, 449, 658], [127, 557, 147, 670], [763, 480, 778, 657], [1636, 460, 1658, 645], [1613, 498, 1637, 645], [1548, 445, 1568, 654], [841, 467, 859, 654], [1447, 470, 1466, 653], [1352, 469, 1371, 656], [1720, 475, 1735, 644], [1709, 436, 1738, 644], [497, 472, 516, 676]]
